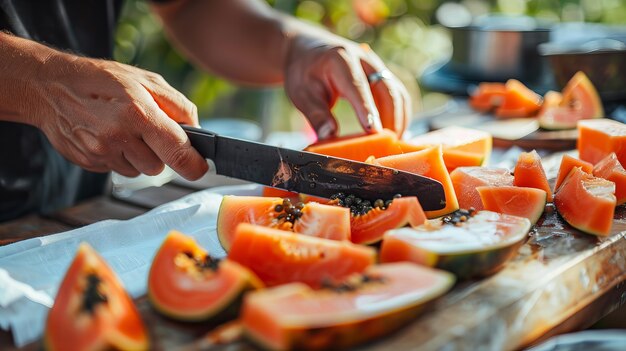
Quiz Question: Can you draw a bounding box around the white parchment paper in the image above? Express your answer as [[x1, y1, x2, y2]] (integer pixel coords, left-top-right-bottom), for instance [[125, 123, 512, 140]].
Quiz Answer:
[[0, 184, 262, 347]]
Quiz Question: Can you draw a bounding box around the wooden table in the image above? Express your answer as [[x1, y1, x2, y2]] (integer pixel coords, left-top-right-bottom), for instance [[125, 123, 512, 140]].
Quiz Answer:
[[1, 158, 626, 350]]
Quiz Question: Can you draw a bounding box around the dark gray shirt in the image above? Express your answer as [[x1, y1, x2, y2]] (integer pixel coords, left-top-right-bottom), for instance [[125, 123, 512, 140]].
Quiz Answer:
[[0, 0, 124, 221]]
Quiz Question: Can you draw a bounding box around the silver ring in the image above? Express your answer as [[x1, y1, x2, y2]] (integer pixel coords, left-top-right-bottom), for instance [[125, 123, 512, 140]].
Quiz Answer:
[[367, 70, 392, 84]]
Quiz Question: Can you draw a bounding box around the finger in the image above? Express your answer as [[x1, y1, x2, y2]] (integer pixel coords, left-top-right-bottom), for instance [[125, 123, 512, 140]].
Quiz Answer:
[[306, 107, 339, 141], [398, 82, 412, 136], [328, 48, 381, 133], [123, 141, 165, 176], [360, 58, 406, 136], [139, 101, 209, 180], [108, 154, 141, 178], [141, 75, 199, 127], [290, 86, 339, 140]]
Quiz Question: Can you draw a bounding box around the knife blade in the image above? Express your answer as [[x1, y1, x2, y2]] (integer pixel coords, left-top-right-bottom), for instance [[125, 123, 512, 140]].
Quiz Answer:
[[182, 125, 446, 211]]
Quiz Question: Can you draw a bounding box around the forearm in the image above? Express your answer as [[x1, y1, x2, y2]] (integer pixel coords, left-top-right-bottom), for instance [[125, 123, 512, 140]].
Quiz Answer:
[[152, 0, 344, 85], [0, 32, 59, 126]]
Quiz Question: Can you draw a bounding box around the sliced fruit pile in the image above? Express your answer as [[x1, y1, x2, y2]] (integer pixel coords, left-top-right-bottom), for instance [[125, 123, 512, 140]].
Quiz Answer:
[[469, 71, 604, 130], [44, 115, 626, 351]]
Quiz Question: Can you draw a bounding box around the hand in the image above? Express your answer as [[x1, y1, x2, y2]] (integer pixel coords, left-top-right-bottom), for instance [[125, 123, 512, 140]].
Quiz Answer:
[[33, 53, 208, 179], [284, 35, 411, 140]]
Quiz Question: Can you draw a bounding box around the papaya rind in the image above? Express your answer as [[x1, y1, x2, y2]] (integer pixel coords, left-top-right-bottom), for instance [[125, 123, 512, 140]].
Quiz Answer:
[[381, 211, 531, 279]]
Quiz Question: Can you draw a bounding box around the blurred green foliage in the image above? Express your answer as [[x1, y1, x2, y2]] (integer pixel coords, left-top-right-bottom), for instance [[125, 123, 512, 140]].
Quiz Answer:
[[115, 0, 626, 135]]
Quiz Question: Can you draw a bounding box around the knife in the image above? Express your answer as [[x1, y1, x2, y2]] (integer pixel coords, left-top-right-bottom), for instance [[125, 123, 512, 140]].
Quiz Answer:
[[182, 125, 446, 211]]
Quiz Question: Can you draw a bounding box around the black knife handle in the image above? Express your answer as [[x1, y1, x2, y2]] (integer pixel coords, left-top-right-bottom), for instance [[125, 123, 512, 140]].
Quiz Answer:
[[181, 125, 217, 160]]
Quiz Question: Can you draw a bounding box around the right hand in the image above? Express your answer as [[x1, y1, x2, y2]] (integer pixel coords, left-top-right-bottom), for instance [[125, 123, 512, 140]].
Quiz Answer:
[[33, 53, 208, 179]]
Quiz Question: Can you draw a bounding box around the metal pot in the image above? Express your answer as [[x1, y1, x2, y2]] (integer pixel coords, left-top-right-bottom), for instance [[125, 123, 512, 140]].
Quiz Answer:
[[446, 15, 552, 84], [539, 39, 626, 102]]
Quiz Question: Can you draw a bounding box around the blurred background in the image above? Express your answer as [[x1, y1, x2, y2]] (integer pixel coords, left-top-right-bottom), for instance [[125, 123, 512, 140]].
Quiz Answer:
[[114, 0, 626, 140]]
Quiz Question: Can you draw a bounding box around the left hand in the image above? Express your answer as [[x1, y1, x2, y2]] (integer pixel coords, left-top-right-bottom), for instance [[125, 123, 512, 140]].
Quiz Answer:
[[284, 35, 411, 140]]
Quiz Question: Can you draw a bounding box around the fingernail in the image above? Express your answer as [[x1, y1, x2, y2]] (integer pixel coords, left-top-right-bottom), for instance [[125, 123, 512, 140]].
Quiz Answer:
[[317, 121, 336, 140], [367, 113, 382, 132]]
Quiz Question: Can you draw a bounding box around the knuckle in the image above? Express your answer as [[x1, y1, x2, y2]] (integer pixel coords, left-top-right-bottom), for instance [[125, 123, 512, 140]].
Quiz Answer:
[[125, 102, 148, 122], [142, 161, 165, 176], [165, 144, 194, 171]]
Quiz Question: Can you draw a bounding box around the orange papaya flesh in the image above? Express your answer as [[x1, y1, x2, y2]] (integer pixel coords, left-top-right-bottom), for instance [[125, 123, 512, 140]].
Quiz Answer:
[[404, 126, 492, 162], [228, 223, 376, 288], [561, 71, 604, 119], [380, 210, 531, 278], [45, 243, 149, 351], [241, 263, 454, 351], [449, 167, 514, 211], [469, 82, 507, 112], [305, 129, 402, 161], [147, 231, 262, 322], [513, 150, 553, 202], [593, 152, 626, 206], [554, 167, 615, 236], [442, 149, 485, 173], [334, 196, 427, 245], [400, 141, 485, 173], [217, 196, 351, 250], [578, 119, 626, 166], [396, 140, 428, 153], [298, 193, 332, 204], [370, 145, 458, 218], [495, 79, 542, 118], [477, 186, 547, 225], [554, 154, 593, 193]]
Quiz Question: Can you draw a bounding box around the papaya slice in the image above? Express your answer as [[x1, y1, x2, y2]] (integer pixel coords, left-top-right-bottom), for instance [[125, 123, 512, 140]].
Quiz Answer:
[[228, 223, 376, 288], [305, 129, 402, 161], [241, 262, 454, 351], [442, 149, 485, 173], [578, 119, 626, 166], [469, 82, 507, 112], [380, 210, 531, 278], [330, 195, 426, 245], [450, 167, 514, 211], [404, 126, 492, 167], [45, 243, 149, 351], [495, 79, 542, 118], [399, 140, 484, 173], [147, 231, 262, 322], [477, 186, 547, 225], [369, 145, 459, 218], [217, 196, 351, 250], [554, 167, 616, 236], [593, 152, 626, 206], [554, 154, 593, 193], [539, 72, 604, 130], [513, 150, 553, 202], [537, 91, 569, 130]]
